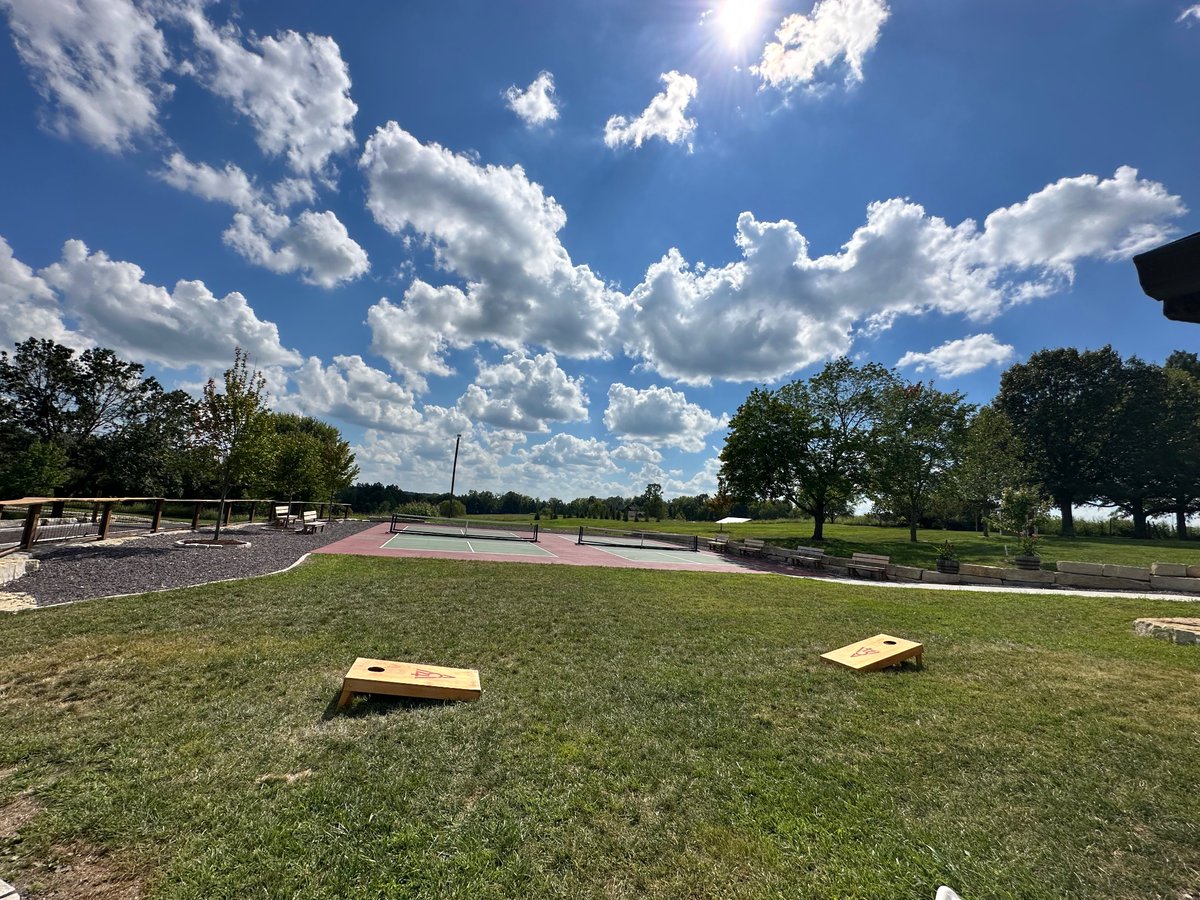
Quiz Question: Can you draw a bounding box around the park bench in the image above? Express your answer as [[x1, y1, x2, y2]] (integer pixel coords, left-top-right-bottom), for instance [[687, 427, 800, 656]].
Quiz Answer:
[[786, 546, 826, 570], [270, 505, 292, 528], [847, 552, 889, 580], [708, 534, 729, 552], [296, 510, 325, 534], [738, 538, 766, 558]]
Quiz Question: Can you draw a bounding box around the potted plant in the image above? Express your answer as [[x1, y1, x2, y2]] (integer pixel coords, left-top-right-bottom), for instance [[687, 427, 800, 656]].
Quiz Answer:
[[935, 540, 960, 575], [1014, 533, 1041, 570]]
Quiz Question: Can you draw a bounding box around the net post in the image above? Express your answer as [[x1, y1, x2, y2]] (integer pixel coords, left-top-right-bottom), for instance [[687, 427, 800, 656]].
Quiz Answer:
[[577, 525, 584, 545]]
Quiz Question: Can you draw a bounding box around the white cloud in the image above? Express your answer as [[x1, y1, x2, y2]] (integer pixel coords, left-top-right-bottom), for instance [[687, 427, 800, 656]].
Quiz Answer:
[[278, 355, 420, 430], [603, 383, 726, 451], [38, 239, 301, 369], [0, 237, 78, 350], [456, 350, 588, 432], [611, 443, 663, 465], [897, 334, 1016, 378], [159, 153, 369, 288], [975, 166, 1185, 268], [2, 0, 172, 151], [360, 122, 620, 375], [160, 152, 260, 208], [517, 433, 620, 474], [224, 207, 369, 288], [182, 9, 357, 177], [755, 0, 889, 90], [604, 71, 698, 150], [504, 71, 559, 126], [621, 168, 1185, 384], [1179, 5, 1200, 23]]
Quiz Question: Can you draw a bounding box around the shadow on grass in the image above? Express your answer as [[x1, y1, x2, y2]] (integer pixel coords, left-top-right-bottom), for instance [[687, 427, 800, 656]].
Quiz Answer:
[[320, 692, 455, 721]]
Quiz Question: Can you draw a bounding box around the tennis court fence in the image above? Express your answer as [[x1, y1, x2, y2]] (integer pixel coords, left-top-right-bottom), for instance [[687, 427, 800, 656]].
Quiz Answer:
[[388, 514, 540, 542], [576, 525, 699, 552]]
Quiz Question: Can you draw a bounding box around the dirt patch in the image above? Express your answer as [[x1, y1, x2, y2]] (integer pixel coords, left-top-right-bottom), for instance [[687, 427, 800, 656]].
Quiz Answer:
[[15, 845, 146, 900], [0, 793, 41, 840], [254, 769, 313, 786]]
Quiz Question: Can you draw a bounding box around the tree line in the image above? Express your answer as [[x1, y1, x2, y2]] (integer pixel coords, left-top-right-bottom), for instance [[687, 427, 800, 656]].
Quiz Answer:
[[0, 339, 358, 510], [719, 348, 1200, 542]]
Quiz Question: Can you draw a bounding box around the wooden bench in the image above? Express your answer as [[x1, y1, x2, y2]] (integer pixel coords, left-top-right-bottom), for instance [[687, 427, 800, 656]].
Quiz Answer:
[[270, 505, 292, 528], [708, 534, 730, 552], [786, 546, 826, 569], [296, 510, 325, 534], [738, 538, 766, 558], [848, 552, 889, 580]]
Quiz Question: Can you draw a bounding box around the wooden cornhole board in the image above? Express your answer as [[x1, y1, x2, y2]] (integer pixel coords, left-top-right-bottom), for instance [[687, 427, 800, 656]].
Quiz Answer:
[[337, 657, 481, 709], [820, 634, 923, 672]]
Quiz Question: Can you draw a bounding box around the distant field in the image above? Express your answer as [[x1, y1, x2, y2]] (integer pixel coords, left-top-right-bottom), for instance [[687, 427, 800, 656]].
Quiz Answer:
[[1, 556, 1196, 898], [473, 515, 1200, 569]]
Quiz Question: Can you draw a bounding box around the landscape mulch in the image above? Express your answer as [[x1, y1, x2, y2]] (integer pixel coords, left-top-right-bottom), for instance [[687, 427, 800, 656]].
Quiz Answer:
[[11, 519, 377, 608]]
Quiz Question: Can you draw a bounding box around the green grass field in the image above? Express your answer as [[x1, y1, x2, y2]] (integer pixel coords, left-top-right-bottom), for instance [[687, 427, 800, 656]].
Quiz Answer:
[[520, 516, 1200, 570], [1, 556, 1197, 898]]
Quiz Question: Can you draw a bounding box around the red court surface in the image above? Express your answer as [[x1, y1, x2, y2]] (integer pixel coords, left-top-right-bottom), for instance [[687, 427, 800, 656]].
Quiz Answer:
[[315, 521, 785, 575]]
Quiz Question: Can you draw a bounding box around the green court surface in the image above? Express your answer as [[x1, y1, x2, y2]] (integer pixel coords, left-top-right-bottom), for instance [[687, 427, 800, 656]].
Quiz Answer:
[[589, 545, 743, 565], [381, 532, 554, 556]]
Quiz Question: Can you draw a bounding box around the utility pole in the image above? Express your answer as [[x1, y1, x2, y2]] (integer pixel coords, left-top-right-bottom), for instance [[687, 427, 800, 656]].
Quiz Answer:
[[450, 433, 462, 498]]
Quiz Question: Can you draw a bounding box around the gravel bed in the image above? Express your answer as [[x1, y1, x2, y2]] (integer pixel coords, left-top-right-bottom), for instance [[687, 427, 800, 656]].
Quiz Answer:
[[12, 519, 377, 608]]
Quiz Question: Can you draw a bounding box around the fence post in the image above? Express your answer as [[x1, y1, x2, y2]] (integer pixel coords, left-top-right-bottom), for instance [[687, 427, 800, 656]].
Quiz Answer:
[[98, 502, 114, 540], [151, 499, 164, 533], [191, 503, 201, 530], [19, 503, 43, 550], [50, 500, 65, 518], [223, 503, 232, 526], [248, 501, 257, 523]]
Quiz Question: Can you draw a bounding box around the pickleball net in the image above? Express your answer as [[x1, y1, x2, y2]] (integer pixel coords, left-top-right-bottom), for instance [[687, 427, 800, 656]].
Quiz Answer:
[[389, 514, 540, 542], [576, 525, 699, 551]]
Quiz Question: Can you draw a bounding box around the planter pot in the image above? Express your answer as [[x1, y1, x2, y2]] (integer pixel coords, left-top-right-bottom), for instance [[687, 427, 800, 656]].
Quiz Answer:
[[936, 559, 960, 575], [1014, 554, 1041, 571]]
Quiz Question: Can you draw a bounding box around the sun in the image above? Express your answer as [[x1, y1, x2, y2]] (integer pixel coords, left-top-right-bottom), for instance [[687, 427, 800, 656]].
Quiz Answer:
[[712, 0, 766, 48]]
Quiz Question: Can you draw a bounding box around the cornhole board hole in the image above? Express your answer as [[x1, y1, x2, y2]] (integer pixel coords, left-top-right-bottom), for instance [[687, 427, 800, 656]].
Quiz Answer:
[[337, 657, 481, 709], [820, 634, 923, 673]]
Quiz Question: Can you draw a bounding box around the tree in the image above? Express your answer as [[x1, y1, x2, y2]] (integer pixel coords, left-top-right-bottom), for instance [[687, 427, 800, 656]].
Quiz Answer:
[[194, 348, 273, 540], [873, 382, 973, 542], [1151, 362, 1200, 538], [0, 338, 177, 496], [956, 406, 1027, 535], [0, 440, 70, 497], [641, 483, 665, 521], [1095, 358, 1174, 538], [996, 346, 1125, 537], [719, 358, 894, 540]]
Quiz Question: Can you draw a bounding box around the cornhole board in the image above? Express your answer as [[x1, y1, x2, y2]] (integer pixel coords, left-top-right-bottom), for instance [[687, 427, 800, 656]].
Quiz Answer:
[[820, 634, 923, 673], [337, 657, 481, 709]]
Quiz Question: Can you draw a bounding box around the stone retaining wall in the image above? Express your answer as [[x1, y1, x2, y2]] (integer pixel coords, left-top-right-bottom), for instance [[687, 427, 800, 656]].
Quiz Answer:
[[0, 553, 39, 587], [748, 538, 1200, 595]]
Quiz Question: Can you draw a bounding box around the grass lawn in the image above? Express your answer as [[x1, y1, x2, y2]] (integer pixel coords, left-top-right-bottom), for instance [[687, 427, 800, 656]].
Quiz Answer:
[[1, 557, 1198, 898], [524, 516, 1200, 570]]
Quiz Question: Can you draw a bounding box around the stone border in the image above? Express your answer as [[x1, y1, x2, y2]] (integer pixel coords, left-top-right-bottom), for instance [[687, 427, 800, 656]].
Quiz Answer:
[[172, 538, 252, 550], [1134, 617, 1200, 645], [737, 538, 1200, 597]]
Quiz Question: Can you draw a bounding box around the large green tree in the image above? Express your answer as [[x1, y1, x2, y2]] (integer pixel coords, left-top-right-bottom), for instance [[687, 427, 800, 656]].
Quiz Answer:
[[872, 382, 973, 542], [719, 358, 895, 541], [0, 338, 176, 497], [1151, 360, 1200, 538], [957, 406, 1028, 535], [996, 346, 1125, 537]]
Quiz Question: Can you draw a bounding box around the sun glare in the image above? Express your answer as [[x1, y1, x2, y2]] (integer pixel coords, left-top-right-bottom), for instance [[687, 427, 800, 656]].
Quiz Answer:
[[713, 0, 765, 48]]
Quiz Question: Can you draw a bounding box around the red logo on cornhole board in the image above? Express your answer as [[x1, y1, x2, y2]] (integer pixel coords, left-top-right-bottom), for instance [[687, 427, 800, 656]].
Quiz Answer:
[[850, 646, 880, 657], [413, 668, 455, 679]]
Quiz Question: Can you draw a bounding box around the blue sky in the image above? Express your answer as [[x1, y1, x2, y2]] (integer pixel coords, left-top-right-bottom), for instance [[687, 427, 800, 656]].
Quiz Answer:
[[1, 0, 1198, 500]]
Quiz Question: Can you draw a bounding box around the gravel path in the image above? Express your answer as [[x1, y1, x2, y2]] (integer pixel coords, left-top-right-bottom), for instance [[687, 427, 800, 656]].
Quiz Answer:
[[10, 519, 376, 608]]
